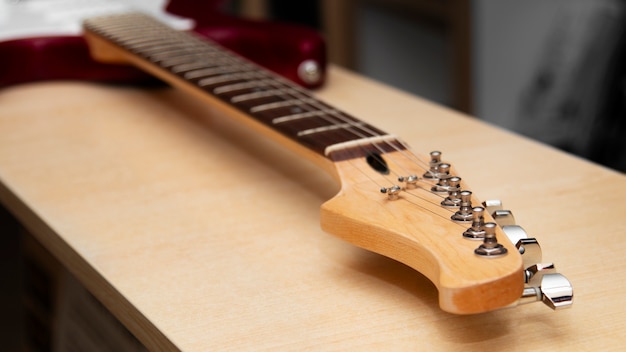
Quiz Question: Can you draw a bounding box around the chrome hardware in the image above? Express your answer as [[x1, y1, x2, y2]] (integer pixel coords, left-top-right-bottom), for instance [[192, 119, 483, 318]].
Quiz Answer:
[[501, 225, 529, 246], [516, 237, 542, 267], [451, 191, 474, 222], [477, 200, 573, 310], [518, 273, 573, 310], [482, 199, 503, 214], [380, 185, 402, 200], [463, 206, 486, 239], [474, 222, 508, 257], [431, 163, 452, 193], [441, 177, 462, 207], [524, 262, 557, 284], [297, 59, 322, 85], [398, 175, 418, 189], [493, 209, 516, 226], [423, 151, 442, 179]]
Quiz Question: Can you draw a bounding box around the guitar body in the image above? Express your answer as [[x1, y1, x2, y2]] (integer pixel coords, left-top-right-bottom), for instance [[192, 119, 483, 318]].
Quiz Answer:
[[0, 0, 326, 88]]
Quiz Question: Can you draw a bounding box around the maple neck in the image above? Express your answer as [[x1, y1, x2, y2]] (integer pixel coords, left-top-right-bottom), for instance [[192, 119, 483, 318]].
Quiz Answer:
[[83, 14, 405, 163]]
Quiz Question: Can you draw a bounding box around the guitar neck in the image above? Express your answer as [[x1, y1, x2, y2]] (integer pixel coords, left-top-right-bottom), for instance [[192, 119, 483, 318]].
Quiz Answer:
[[82, 13, 574, 315], [83, 13, 404, 173]]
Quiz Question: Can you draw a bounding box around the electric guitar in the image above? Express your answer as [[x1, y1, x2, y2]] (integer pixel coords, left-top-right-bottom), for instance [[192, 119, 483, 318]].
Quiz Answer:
[[77, 13, 572, 314], [0, 0, 326, 89]]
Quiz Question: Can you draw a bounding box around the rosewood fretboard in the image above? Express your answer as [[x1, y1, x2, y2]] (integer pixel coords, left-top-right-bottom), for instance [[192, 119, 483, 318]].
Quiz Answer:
[[83, 13, 405, 161]]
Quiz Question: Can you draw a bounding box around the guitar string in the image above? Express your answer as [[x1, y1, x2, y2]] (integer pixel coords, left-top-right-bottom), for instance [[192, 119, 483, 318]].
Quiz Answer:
[[342, 157, 467, 228], [91, 15, 470, 222]]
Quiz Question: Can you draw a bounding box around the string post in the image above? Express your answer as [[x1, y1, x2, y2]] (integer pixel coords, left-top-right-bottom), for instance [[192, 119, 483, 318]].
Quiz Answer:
[[441, 176, 462, 207], [474, 222, 508, 257], [381, 185, 402, 200], [431, 163, 452, 193], [463, 206, 486, 239], [451, 190, 474, 222], [423, 151, 443, 179]]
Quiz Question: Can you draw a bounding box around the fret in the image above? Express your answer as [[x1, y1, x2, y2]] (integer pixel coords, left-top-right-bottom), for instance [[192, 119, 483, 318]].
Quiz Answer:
[[148, 48, 223, 62], [172, 59, 234, 73], [272, 109, 339, 124], [160, 53, 228, 67], [297, 122, 367, 137], [184, 66, 251, 80], [249, 98, 317, 113], [117, 38, 176, 48], [213, 79, 277, 94], [198, 72, 267, 88], [133, 44, 206, 56], [230, 88, 298, 103]]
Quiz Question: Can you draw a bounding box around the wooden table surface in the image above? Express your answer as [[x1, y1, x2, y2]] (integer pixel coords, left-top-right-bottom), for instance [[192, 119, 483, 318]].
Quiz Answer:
[[1, 66, 625, 350]]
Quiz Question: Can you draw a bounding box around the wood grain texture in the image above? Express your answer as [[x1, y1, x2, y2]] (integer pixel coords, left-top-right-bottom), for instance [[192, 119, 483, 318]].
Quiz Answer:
[[1, 66, 625, 350]]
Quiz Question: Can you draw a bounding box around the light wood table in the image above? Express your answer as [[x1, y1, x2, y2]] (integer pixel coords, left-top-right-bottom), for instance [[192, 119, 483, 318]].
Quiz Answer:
[[1, 66, 624, 350]]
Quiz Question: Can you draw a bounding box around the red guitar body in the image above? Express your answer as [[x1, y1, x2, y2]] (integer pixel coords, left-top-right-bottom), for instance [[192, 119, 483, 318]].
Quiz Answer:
[[0, 0, 326, 88]]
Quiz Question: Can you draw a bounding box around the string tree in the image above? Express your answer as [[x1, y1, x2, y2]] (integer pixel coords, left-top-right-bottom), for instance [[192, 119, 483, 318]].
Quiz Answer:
[[380, 185, 402, 200], [397, 174, 419, 189]]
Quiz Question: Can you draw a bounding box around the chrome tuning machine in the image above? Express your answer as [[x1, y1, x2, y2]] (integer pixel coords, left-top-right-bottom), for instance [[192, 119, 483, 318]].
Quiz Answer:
[[483, 199, 574, 310]]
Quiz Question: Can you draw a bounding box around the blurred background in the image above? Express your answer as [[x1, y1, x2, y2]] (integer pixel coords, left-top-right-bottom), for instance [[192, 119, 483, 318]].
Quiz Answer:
[[238, 0, 626, 172]]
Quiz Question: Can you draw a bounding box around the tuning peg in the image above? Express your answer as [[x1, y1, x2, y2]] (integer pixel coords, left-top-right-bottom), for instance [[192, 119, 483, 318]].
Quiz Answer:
[[518, 273, 573, 310], [482, 199, 503, 214], [493, 210, 516, 226], [441, 177, 462, 207], [482, 200, 516, 226], [423, 151, 443, 179], [474, 222, 507, 257], [524, 262, 556, 284], [451, 191, 474, 222], [516, 237, 542, 267], [430, 163, 452, 193], [463, 206, 486, 239], [501, 225, 529, 247]]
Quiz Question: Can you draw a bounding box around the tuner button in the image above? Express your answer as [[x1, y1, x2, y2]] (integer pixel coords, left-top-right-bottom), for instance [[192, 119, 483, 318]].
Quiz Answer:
[[501, 225, 528, 246], [474, 222, 508, 257], [493, 209, 516, 226], [524, 262, 556, 284], [540, 273, 574, 310], [516, 237, 543, 267], [519, 273, 573, 310], [482, 199, 503, 214], [463, 206, 486, 239]]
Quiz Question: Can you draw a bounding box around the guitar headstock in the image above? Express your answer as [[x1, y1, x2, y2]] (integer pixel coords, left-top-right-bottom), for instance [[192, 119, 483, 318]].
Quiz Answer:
[[322, 147, 573, 314]]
